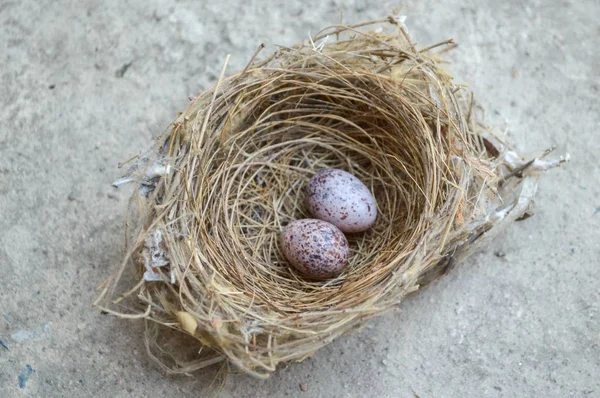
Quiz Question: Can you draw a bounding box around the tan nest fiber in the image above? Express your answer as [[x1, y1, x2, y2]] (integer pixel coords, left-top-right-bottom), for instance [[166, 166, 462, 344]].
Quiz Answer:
[[95, 17, 566, 378]]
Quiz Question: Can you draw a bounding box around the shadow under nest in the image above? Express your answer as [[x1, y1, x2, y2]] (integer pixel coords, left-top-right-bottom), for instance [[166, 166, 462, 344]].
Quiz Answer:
[[95, 17, 563, 378]]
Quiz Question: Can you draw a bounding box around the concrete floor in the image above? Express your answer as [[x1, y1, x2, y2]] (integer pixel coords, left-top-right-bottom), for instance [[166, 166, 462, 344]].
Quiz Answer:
[[1, 1, 598, 397]]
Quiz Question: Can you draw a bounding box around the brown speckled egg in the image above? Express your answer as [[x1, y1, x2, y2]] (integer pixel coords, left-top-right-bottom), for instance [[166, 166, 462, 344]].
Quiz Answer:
[[280, 219, 349, 280], [307, 168, 377, 233]]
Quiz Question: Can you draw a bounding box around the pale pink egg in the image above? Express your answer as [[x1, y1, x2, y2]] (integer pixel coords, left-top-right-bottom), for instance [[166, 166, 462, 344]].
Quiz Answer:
[[280, 219, 349, 280], [307, 169, 377, 233]]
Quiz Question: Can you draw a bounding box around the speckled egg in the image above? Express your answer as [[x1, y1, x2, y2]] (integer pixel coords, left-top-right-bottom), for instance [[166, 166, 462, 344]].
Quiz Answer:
[[307, 168, 377, 233], [280, 219, 349, 280]]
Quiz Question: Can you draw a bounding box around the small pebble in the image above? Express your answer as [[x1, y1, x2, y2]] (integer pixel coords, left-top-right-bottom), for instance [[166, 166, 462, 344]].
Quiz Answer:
[[176, 311, 198, 335], [18, 365, 35, 389]]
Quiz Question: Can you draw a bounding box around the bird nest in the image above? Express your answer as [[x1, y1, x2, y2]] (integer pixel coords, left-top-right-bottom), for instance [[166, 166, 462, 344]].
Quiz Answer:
[[95, 17, 566, 378]]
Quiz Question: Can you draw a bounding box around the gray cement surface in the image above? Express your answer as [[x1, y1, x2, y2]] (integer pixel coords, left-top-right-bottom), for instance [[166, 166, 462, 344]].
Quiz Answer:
[[1, 1, 598, 397]]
